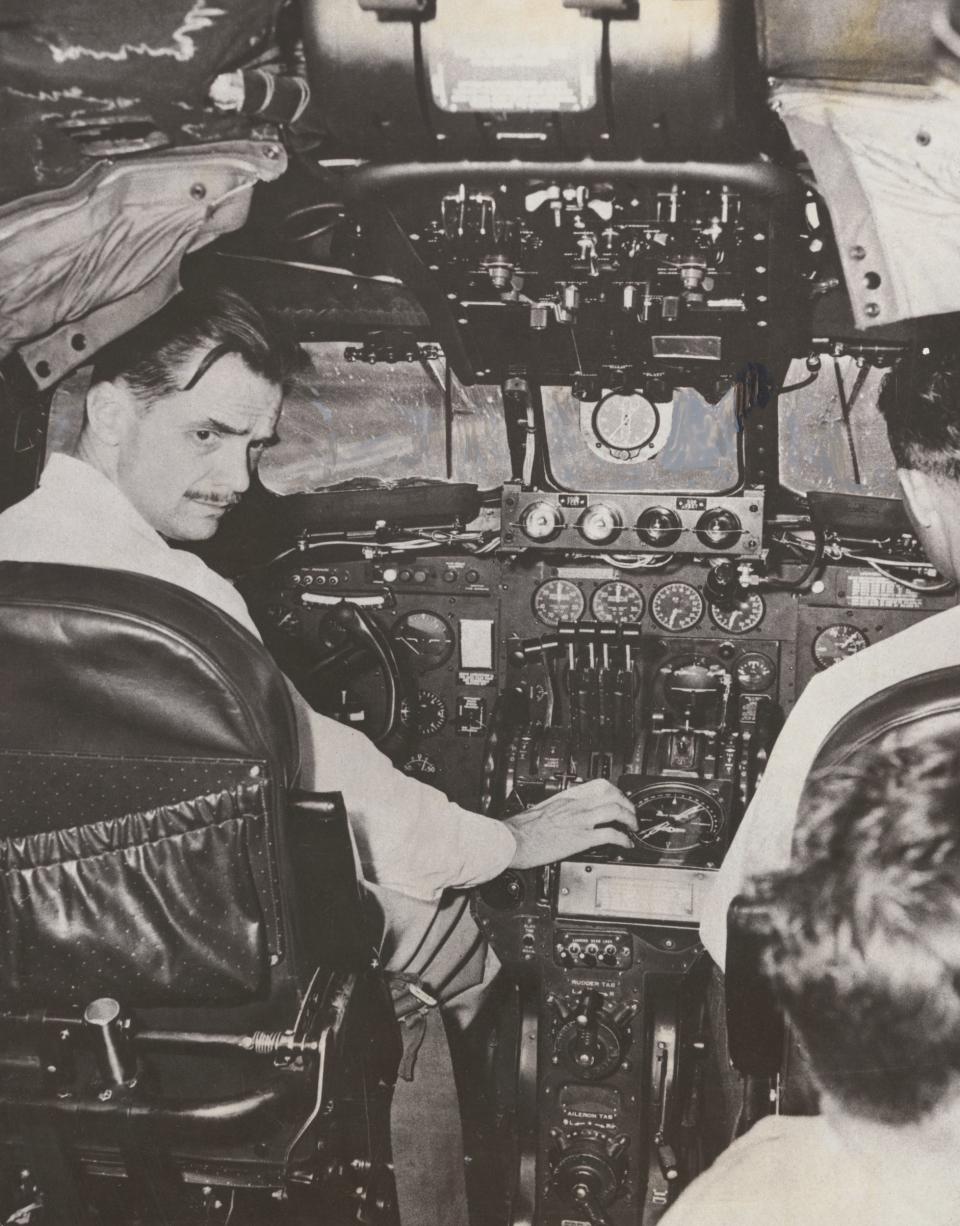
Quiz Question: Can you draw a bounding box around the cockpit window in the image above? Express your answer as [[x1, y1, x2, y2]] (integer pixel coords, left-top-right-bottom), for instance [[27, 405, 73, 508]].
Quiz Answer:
[[258, 343, 509, 495], [777, 356, 900, 498], [540, 384, 741, 493]]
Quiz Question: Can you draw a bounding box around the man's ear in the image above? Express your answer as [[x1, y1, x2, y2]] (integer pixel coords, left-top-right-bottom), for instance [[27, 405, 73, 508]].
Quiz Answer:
[[898, 467, 939, 529], [84, 380, 134, 446]]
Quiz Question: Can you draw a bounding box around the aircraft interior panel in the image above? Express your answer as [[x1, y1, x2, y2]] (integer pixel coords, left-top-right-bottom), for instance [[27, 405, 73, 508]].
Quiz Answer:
[[3, 1, 960, 1223]]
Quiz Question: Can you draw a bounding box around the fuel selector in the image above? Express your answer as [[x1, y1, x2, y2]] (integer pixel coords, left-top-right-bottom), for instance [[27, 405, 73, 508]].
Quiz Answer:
[[549, 990, 637, 1080], [549, 1128, 628, 1224]]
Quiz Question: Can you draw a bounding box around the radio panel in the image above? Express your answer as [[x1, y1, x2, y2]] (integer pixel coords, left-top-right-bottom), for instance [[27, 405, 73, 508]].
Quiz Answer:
[[501, 483, 765, 557]]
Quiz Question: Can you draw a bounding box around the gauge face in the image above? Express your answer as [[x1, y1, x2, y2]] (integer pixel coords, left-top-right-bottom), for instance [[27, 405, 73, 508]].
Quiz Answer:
[[626, 785, 724, 853], [650, 582, 705, 632], [736, 651, 777, 692], [402, 752, 438, 781], [399, 689, 447, 736], [533, 578, 586, 626], [590, 581, 645, 624], [709, 592, 766, 634], [391, 611, 455, 672], [813, 624, 869, 670], [592, 392, 658, 453]]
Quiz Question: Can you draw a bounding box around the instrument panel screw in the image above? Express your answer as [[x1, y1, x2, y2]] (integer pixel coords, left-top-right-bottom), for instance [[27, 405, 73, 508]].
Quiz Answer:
[[849, 245, 866, 260], [916, 130, 931, 146], [190, 183, 207, 200], [864, 302, 880, 318]]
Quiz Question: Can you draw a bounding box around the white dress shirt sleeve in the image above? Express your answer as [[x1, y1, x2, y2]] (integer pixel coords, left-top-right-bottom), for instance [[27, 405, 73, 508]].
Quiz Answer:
[[288, 686, 517, 901]]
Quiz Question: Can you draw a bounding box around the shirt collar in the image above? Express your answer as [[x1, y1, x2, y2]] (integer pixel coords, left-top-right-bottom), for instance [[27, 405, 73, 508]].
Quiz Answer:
[[41, 452, 169, 550]]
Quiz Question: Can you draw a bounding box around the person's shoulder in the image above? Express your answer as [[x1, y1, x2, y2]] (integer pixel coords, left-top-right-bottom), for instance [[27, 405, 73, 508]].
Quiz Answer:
[[661, 1116, 829, 1226]]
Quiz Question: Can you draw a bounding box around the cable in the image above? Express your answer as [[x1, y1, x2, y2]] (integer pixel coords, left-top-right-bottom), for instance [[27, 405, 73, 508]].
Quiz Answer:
[[760, 529, 825, 591], [599, 552, 674, 569], [861, 557, 956, 594], [777, 368, 820, 395]]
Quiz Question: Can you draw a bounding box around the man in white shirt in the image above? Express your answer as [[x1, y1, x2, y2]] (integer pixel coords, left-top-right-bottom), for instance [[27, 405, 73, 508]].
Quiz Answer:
[[701, 352, 960, 968], [662, 729, 960, 1226], [0, 286, 636, 1224]]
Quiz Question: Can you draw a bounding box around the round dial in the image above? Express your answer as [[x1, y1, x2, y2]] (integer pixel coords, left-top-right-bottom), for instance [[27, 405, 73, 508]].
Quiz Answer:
[[521, 501, 563, 542], [579, 504, 621, 545], [590, 581, 645, 624], [709, 592, 766, 634], [399, 689, 447, 736], [695, 508, 742, 550], [650, 582, 705, 631], [636, 506, 682, 548], [627, 784, 724, 853], [533, 578, 586, 626], [736, 651, 777, 693], [402, 752, 439, 780], [391, 611, 455, 672], [813, 624, 869, 669], [591, 391, 659, 453]]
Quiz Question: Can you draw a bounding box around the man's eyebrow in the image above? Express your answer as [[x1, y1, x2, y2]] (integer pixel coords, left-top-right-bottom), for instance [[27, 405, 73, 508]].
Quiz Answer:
[[194, 417, 278, 445]]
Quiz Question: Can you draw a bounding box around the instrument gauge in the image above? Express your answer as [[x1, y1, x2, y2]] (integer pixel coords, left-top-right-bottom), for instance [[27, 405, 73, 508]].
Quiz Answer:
[[533, 578, 586, 627], [709, 592, 766, 635], [736, 651, 777, 693], [391, 611, 455, 672], [402, 752, 439, 781], [590, 581, 645, 625], [813, 624, 869, 670], [591, 391, 659, 453], [626, 784, 724, 854], [399, 689, 447, 736], [650, 582, 705, 632]]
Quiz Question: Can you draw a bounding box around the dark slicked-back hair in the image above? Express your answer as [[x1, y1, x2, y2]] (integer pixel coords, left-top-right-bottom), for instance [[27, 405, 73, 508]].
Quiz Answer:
[[89, 286, 296, 403], [878, 352, 960, 482], [753, 732, 960, 1124]]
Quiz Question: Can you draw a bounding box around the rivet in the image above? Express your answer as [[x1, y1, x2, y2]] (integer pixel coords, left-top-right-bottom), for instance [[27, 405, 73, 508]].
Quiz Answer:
[[864, 302, 880, 318], [916, 130, 931, 146], [849, 245, 866, 261], [190, 182, 207, 200], [70, 333, 87, 352]]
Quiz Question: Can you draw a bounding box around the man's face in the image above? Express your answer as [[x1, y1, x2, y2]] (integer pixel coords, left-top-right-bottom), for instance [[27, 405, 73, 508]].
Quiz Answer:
[[113, 351, 282, 541]]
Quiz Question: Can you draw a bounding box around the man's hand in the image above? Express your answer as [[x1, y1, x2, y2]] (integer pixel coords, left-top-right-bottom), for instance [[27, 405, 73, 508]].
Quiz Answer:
[[503, 779, 638, 868]]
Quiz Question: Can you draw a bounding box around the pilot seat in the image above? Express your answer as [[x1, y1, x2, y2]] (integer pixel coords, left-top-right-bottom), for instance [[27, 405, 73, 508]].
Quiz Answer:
[[0, 561, 400, 1225]]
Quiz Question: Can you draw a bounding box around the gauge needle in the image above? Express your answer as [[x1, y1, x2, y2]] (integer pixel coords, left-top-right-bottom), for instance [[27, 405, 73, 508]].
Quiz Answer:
[[396, 635, 423, 654], [642, 820, 672, 838], [668, 609, 679, 628], [672, 804, 705, 821]]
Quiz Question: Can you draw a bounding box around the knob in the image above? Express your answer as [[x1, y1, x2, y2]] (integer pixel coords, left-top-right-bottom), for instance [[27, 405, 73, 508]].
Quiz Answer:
[[579, 504, 621, 545], [637, 506, 682, 548], [550, 1133, 625, 1216], [553, 992, 628, 1080], [695, 508, 741, 550], [521, 501, 564, 542]]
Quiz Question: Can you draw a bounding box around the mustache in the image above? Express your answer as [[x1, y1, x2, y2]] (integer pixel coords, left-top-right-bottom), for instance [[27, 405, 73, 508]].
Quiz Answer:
[[186, 492, 242, 508]]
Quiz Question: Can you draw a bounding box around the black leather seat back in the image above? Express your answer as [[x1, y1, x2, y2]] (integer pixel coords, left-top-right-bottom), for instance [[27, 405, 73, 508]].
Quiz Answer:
[[0, 562, 305, 1012]]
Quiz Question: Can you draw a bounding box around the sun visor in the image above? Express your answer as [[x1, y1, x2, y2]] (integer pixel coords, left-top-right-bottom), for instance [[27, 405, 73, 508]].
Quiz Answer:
[[772, 82, 960, 329], [0, 140, 287, 388]]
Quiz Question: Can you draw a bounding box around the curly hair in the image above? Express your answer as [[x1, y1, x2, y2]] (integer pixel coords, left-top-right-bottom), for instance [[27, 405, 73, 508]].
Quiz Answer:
[[878, 353, 960, 483], [752, 732, 960, 1124]]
